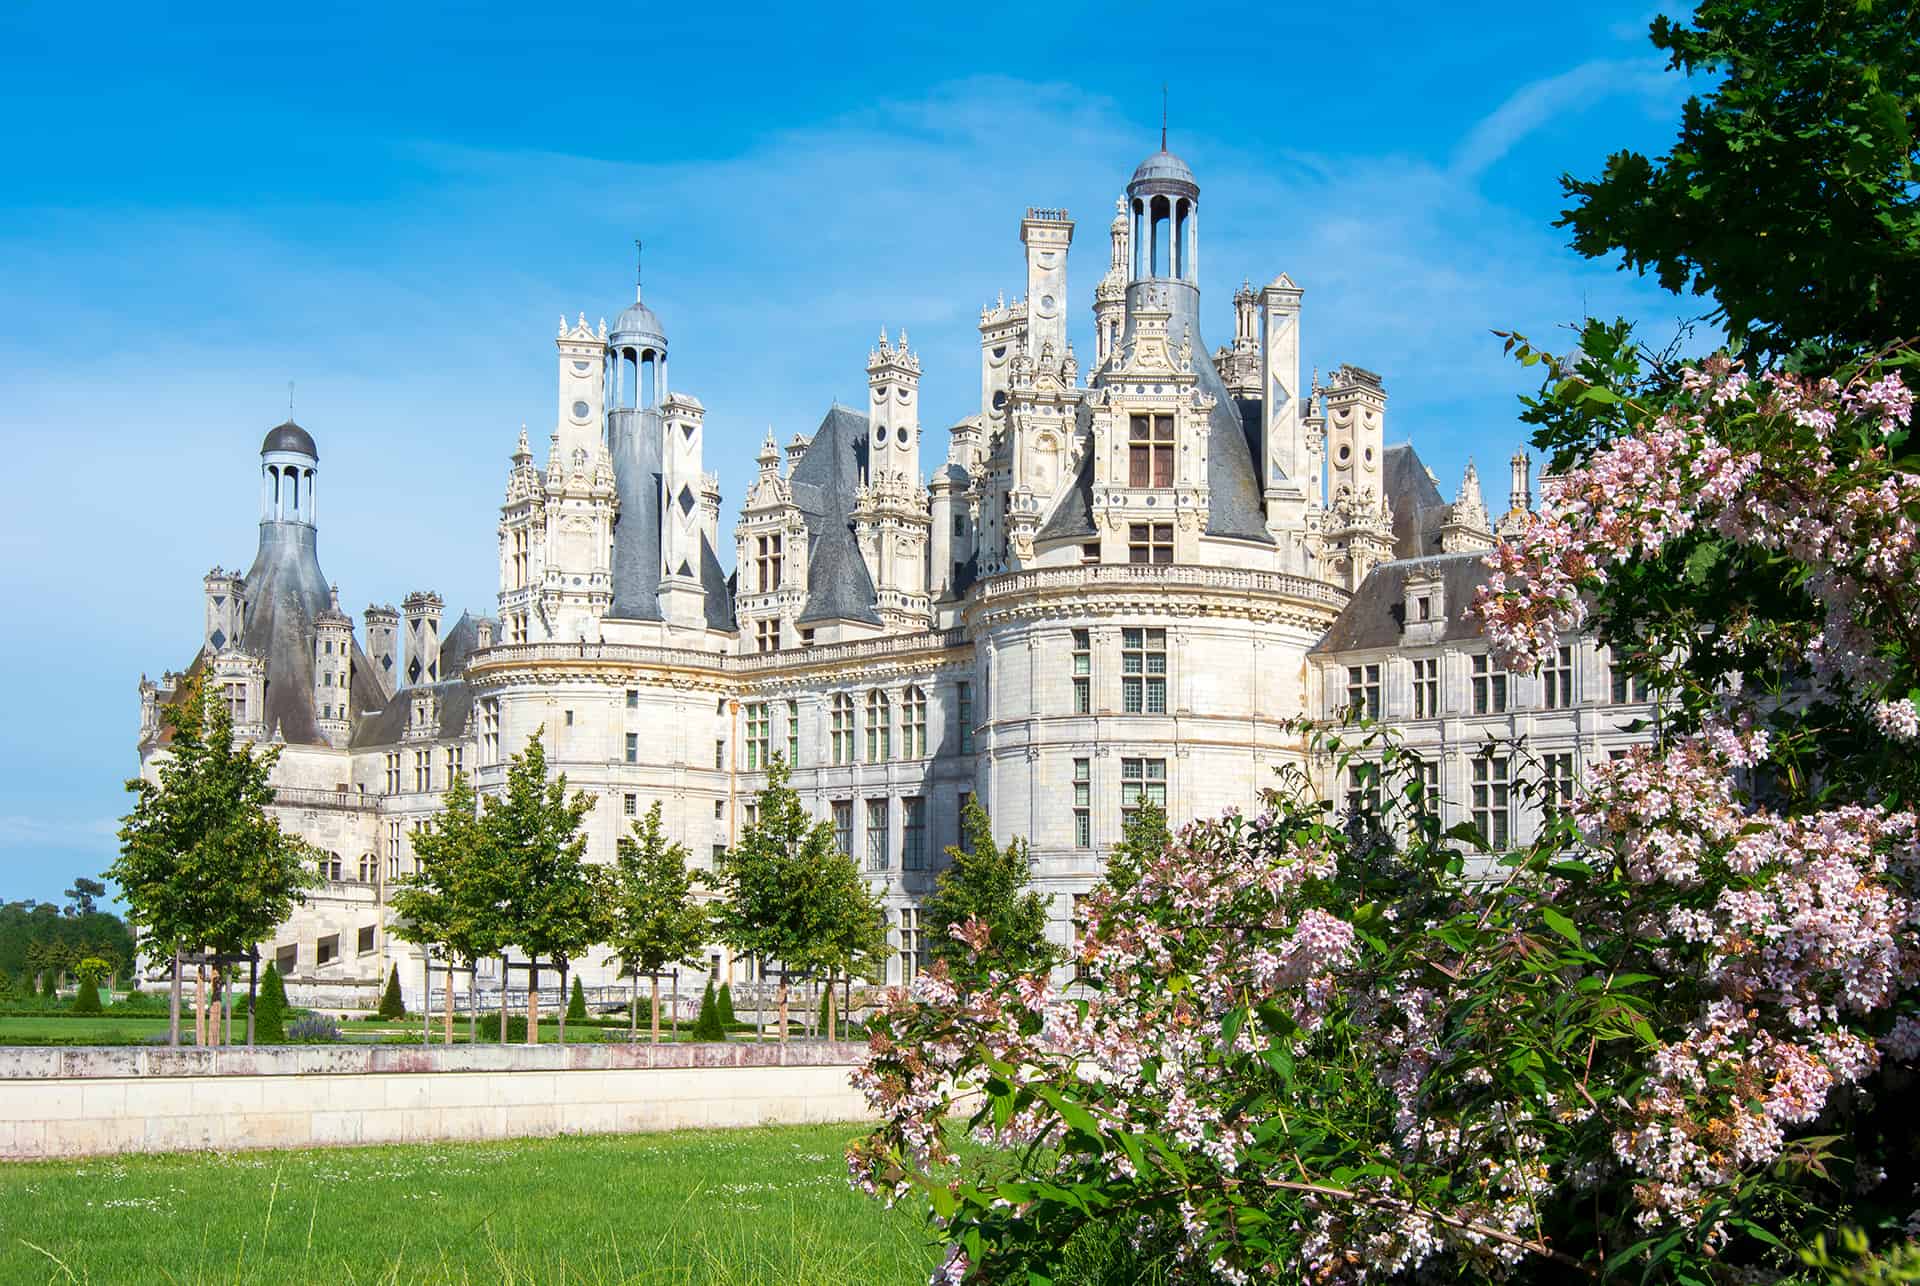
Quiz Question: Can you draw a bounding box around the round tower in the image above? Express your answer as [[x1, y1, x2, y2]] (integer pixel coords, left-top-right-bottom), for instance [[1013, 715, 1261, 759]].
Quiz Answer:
[[607, 252, 668, 411], [260, 420, 318, 525]]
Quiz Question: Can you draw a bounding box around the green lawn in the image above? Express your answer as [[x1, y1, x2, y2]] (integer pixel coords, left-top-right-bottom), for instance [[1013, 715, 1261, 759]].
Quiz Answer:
[[0, 1013, 799, 1047], [0, 1124, 938, 1284]]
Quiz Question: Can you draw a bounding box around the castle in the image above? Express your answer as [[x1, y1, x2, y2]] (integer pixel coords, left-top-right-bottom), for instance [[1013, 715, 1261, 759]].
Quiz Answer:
[[136, 146, 1655, 1007]]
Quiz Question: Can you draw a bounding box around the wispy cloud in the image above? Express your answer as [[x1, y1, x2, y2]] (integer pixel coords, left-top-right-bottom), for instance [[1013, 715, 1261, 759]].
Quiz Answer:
[[1450, 58, 1679, 181], [0, 815, 118, 851]]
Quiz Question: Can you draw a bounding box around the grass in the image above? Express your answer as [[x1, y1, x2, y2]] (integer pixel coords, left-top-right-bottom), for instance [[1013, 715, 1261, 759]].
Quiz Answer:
[[0, 1013, 799, 1048], [0, 1124, 939, 1284]]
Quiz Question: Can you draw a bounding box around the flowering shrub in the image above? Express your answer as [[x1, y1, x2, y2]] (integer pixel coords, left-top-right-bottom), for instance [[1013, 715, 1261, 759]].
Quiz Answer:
[[850, 356, 1920, 1283]]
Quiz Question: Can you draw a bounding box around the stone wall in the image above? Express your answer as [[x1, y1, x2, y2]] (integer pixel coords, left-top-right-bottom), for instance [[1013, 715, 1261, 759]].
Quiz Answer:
[[0, 1042, 871, 1160]]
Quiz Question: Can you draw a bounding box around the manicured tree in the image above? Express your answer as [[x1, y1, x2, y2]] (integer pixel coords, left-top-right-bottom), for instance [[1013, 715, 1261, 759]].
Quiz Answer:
[[71, 957, 109, 1015], [716, 981, 735, 1026], [923, 797, 1053, 981], [253, 961, 286, 1043], [40, 970, 57, 1001], [711, 760, 889, 1042], [567, 975, 587, 1023], [485, 730, 611, 1046], [604, 803, 710, 1043], [690, 978, 724, 1041], [112, 672, 320, 1045], [377, 963, 406, 1020], [390, 771, 504, 1045]]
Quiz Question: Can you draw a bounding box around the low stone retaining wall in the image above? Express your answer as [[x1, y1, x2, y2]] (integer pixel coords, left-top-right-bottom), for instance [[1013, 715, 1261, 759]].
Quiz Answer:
[[0, 1042, 872, 1160]]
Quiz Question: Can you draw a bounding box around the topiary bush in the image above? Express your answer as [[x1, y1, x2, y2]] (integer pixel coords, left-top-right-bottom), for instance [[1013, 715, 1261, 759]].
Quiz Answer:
[[41, 971, 57, 1000], [71, 976, 102, 1014], [567, 975, 587, 1022], [253, 961, 287, 1042], [476, 1013, 530, 1042], [691, 979, 724, 1041], [376, 964, 405, 1020], [716, 981, 735, 1025]]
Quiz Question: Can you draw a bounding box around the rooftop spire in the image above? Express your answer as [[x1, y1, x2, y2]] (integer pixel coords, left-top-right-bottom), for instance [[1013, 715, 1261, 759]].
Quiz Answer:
[[633, 238, 644, 302], [1160, 84, 1167, 150]]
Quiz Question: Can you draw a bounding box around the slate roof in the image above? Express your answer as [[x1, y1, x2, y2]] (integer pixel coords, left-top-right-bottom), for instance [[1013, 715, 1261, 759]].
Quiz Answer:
[[1383, 442, 1451, 559], [607, 407, 664, 621], [1309, 552, 1492, 655], [260, 421, 317, 458], [237, 520, 334, 745], [348, 678, 475, 750], [436, 611, 498, 680], [699, 534, 737, 632], [790, 404, 883, 626]]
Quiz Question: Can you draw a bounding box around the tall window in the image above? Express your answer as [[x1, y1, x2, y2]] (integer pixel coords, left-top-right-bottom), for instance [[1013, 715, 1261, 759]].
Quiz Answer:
[[1472, 755, 1512, 850], [786, 699, 799, 766], [1071, 629, 1091, 713], [831, 800, 853, 856], [1120, 757, 1167, 827], [1345, 762, 1381, 820], [1073, 757, 1091, 848], [1122, 628, 1168, 714], [626, 689, 639, 709], [1610, 654, 1649, 704], [383, 752, 401, 795], [902, 687, 927, 758], [1542, 645, 1575, 709], [444, 746, 463, 780], [1411, 754, 1441, 823], [831, 694, 855, 765], [510, 529, 529, 588], [756, 619, 779, 653], [1544, 752, 1577, 818], [898, 908, 923, 984], [1128, 413, 1175, 487], [413, 749, 431, 793], [957, 682, 974, 753], [865, 798, 889, 871], [386, 820, 403, 881], [1412, 657, 1439, 719], [1127, 522, 1174, 565], [745, 703, 769, 770], [223, 683, 248, 723], [865, 689, 892, 763], [624, 732, 638, 764], [756, 533, 783, 592], [1471, 653, 1509, 714], [1346, 664, 1381, 719], [358, 853, 376, 883], [903, 797, 927, 870]]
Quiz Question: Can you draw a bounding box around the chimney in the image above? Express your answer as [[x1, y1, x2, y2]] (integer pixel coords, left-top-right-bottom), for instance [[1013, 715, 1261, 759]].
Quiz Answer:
[[363, 603, 399, 701], [1508, 451, 1533, 516], [401, 591, 444, 687]]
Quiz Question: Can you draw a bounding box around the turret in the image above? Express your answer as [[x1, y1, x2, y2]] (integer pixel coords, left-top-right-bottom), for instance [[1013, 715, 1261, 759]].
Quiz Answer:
[[1438, 460, 1495, 553], [1020, 208, 1073, 361], [1499, 451, 1534, 537], [1093, 199, 1128, 366], [203, 567, 245, 654], [259, 421, 318, 527], [401, 590, 443, 687], [313, 586, 353, 747], [866, 327, 922, 485]]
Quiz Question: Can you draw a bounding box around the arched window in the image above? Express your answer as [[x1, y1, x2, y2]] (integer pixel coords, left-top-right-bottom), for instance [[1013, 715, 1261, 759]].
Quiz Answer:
[[902, 686, 927, 759], [830, 693, 856, 765], [865, 689, 891, 763], [1150, 195, 1171, 277]]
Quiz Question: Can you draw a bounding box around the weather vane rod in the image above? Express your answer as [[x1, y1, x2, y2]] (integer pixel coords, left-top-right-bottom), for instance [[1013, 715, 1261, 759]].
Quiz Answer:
[[635, 238, 644, 298], [288, 380, 295, 415], [1161, 84, 1167, 150]]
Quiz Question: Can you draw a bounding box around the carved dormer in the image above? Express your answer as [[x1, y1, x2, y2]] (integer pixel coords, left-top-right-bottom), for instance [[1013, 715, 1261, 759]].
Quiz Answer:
[[1402, 567, 1447, 646]]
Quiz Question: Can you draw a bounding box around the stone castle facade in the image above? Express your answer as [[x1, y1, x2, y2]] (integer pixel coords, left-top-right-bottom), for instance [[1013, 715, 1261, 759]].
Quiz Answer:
[[136, 147, 1659, 1008]]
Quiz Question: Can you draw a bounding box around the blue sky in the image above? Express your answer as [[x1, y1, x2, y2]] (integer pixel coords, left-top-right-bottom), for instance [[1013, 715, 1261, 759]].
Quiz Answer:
[[0, 0, 1706, 905]]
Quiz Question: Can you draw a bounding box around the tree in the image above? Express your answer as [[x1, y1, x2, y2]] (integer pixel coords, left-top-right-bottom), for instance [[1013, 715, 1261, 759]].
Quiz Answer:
[[716, 981, 735, 1026], [1100, 798, 1171, 898], [1560, 0, 1920, 366], [111, 672, 319, 1045], [922, 797, 1052, 979], [376, 964, 405, 1020], [390, 771, 504, 1044], [711, 760, 889, 1041], [62, 878, 105, 917], [486, 730, 611, 1046], [566, 975, 587, 1022], [691, 978, 724, 1041], [254, 960, 286, 1043], [39, 970, 56, 1000], [604, 803, 710, 1043], [71, 957, 107, 1014]]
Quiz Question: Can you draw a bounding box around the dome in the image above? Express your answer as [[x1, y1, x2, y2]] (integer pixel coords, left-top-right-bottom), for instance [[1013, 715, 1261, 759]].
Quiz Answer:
[[1129, 149, 1198, 190], [611, 294, 667, 348], [260, 420, 317, 459]]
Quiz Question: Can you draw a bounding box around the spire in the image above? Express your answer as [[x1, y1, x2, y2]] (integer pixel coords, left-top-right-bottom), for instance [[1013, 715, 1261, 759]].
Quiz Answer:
[[1439, 458, 1494, 552], [634, 238, 644, 302], [1457, 459, 1484, 510], [1160, 83, 1168, 150]]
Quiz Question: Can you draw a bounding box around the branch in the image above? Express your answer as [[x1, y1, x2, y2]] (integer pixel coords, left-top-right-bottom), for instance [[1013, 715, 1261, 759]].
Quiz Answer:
[[1255, 1177, 1594, 1275]]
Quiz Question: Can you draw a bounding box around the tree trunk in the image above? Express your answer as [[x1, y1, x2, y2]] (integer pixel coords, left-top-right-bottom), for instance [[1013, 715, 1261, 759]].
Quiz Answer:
[[168, 947, 182, 1047], [825, 974, 836, 1043], [777, 977, 789, 1044], [246, 954, 257, 1048], [526, 962, 539, 1045], [556, 961, 568, 1046], [650, 975, 660, 1044], [499, 955, 509, 1046], [195, 962, 208, 1047], [468, 969, 478, 1045], [443, 953, 454, 1045], [629, 978, 637, 1041]]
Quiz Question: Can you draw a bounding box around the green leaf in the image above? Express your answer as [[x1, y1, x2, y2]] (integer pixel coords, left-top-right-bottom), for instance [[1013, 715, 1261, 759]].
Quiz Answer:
[[1540, 907, 1581, 946]]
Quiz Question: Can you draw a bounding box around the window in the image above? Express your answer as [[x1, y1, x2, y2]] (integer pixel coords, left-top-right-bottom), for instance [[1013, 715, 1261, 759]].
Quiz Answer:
[[481, 699, 500, 764], [898, 908, 923, 985], [786, 699, 800, 766], [1071, 893, 1091, 975], [714, 738, 726, 770], [317, 934, 339, 967], [866, 798, 890, 872], [625, 732, 638, 764], [745, 703, 769, 770], [1345, 763, 1381, 821], [1122, 628, 1168, 714], [1542, 645, 1574, 709], [626, 689, 639, 709], [1082, 542, 1101, 564], [902, 687, 927, 758], [957, 683, 974, 752], [223, 683, 247, 723], [1414, 595, 1432, 621], [1127, 522, 1174, 565], [756, 618, 779, 653], [384, 753, 401, 795], [565, 709, 575, 726], [1121, 757, 1167, 826], [317, 851, 342, 881], [1471, 654, 1509, 714], [357, 925, 376, 956], [756, 533, 783, 592], [831, 694, 855, 765], [1073, 757, 1091, 848], [1127, 413, 1175, 487], [712, 843, 726, 865], [444, 746, 463, 780], [713, 799, 725, 820], [903, 797, 927, 870], [1611, 656, 1649, 704], [413, 749, 431, 793], [386, 820, 403, 880], [1071, 629, 1091, 713], [831, 800, 853, 856], [1413, 657, 1438, 719], [799, 627, 815, 648], [358, 853, 376, 883], [1545, 752, 1577, 817], [275, 944, 297, 975], [958, 792, 975, 852], [1471, 755, 1512, 850], [865, 690, 892, 763], [1411, 755, 1441, 821], [623, 792, 637, 817], [1346, 664, 1381, 719]]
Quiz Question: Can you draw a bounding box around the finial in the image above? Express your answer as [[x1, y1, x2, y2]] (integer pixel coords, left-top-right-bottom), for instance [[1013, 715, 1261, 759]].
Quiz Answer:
[[287, 380, 295, 416], [1161, 84, 1167, 150], [878, 324, 888, 349], [634, 238, 644, 302], [897, 327, 909, 351]]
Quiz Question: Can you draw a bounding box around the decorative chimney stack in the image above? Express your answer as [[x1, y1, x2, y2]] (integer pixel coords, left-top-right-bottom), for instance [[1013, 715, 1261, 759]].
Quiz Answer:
[[364, 604, 399, 702], [203, 567, 245, 654], [1499, 451, 1534, 538], [401, 591, 443, 687]]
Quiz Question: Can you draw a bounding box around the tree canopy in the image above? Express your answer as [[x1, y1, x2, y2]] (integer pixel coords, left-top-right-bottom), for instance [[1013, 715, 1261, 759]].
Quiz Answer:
[[605, 802, 710, 1039], [389, 770, 504, 968], [922, 797, 1052, 977], [487, 730, 610, 975]]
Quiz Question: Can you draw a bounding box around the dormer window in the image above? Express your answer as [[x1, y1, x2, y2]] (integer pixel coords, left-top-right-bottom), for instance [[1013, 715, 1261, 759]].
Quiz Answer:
[[1415, 596, 1431, 622], [1128, 414, 1174, 487]]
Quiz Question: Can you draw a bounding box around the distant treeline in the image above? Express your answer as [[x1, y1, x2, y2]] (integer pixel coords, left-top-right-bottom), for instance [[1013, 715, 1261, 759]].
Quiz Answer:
[[0, 898, 135, 986]]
